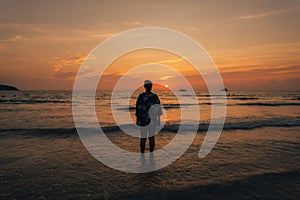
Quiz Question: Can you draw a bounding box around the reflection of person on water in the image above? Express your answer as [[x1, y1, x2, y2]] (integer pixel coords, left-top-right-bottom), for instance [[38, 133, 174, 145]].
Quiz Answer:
[[135, 80, 162, 153]]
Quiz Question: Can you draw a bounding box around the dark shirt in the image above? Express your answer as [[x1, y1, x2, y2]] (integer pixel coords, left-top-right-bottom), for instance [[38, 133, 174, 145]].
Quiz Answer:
[[135, 91, 162, 126]]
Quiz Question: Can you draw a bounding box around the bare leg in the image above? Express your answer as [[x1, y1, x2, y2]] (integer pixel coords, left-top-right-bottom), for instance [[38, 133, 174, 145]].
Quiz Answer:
[[149, 136, 155, 152], [140, 138, 146, 153], [140, 127, 147, 153], [148, 123, 155, 152]]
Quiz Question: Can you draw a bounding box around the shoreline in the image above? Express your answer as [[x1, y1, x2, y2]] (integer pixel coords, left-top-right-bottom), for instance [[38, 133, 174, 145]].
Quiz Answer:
[[1, 127, 300, 199], [126, 170, 300, 200]]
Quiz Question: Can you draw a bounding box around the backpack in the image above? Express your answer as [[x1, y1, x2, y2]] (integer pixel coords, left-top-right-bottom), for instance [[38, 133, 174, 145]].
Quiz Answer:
[[136, 92, 161, 126]]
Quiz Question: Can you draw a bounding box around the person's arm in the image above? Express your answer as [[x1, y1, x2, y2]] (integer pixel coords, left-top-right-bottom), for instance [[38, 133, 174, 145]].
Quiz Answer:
[[156, 95, 163, 116], [155, 95, 162, 127], [135, 94, 142, 117]]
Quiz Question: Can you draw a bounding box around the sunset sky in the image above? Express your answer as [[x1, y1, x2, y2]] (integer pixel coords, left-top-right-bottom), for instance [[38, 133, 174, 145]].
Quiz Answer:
[[0, 0, 299, 90]]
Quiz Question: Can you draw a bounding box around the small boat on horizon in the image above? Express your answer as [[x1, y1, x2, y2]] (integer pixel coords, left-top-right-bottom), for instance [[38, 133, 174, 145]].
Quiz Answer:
[[179, 88, 187, 92]]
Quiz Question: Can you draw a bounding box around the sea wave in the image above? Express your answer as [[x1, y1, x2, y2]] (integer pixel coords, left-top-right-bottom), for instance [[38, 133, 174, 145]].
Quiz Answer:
[[115, 102, 300, 110], [236, 102, 300, 106], [228, 97, 259, 100], [161, 116, 300, 132], [116, 103, 198, 111], [1, 99, 299, 107], [1, 116, 298, 135], [0, 99, 70, 104]]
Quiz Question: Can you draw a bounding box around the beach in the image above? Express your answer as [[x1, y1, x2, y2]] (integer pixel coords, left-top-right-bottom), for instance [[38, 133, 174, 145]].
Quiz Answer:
[[1, 90, 300, 199], [1, 0, 300, 199], [1, 126, 299, 199]]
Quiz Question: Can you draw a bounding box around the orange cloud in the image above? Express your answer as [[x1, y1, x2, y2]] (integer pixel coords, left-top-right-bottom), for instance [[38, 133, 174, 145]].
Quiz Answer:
[[50, 55, 86, 72], [1, 35, 28, 42], [125, 21, 141, 26], [49, 55, 86, 79], [155, 58, 185, 64], [240, 8, 299, 20]]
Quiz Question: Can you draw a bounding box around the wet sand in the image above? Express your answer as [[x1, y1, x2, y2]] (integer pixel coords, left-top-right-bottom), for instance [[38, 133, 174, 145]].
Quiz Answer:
[[1, 127, 300, 199]]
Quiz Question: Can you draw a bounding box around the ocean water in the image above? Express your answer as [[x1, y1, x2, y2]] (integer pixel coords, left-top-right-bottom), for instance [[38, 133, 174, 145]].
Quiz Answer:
[[1, 90, 300, 199], [0, 90, 299, 131]]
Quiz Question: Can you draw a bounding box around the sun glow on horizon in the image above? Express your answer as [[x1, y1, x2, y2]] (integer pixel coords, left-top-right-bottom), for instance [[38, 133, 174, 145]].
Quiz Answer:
[[0, 1, 299, 90]]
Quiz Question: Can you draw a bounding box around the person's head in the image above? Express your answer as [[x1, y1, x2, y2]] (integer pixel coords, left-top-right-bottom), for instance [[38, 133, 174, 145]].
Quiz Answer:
[[144, 80, 152, 92]]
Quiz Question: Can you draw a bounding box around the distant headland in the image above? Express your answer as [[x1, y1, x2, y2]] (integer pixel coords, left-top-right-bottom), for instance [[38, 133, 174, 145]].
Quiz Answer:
[[0, 84, 19, 91]]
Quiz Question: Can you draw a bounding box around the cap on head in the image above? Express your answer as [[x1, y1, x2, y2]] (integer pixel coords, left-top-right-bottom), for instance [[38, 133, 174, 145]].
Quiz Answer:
[[144, 80, 152, 85], [144, 80, 152, 91]]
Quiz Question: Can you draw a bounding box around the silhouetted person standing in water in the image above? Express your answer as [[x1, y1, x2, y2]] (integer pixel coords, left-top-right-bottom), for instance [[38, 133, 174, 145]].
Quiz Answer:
[[136, 80, 162, 153]]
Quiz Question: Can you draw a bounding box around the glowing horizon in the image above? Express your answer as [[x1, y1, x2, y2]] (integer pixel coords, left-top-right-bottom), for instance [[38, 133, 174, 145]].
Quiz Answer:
[[0, 1, 299, 90]]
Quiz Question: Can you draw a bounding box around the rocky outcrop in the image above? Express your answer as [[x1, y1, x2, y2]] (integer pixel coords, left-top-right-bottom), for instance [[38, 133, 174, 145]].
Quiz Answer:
[[0, 84, 19, 90]]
